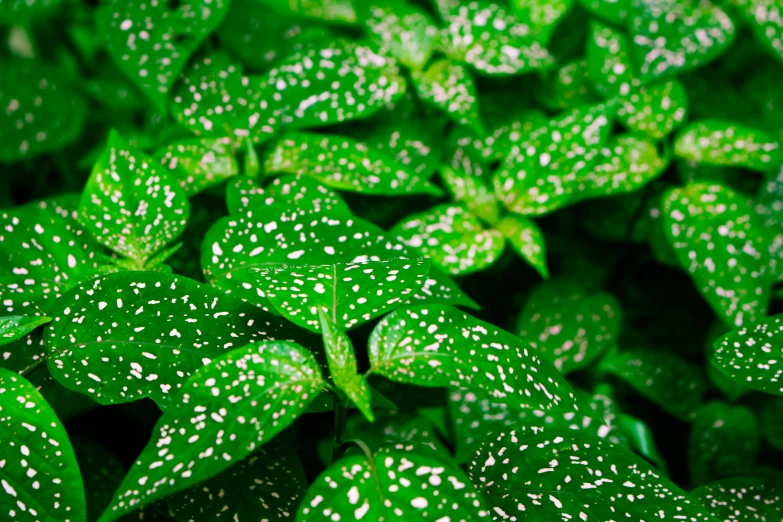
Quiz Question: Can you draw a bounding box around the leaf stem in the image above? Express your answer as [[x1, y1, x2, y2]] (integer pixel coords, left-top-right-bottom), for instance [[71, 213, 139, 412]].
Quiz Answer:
[[20, 356, 46, 378], [331, 390, 349, 463]]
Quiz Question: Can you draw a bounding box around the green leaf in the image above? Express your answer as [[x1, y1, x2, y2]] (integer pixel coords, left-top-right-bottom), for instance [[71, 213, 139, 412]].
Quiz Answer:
[[579, 0, 630, 24], [369, 304, 581, 416], [263, 39, 406, 129], [345, 409, 447, 454], [96, 0, 230, 112], [757, 168, 783, 282], [729, 0, 783, 65], [496, 214, 549, 278], [412, 59, 484, 135], [202, 205, 477, 310], [0, 316, 51, 347], [617, 80, 689, 139], [629, 0, 736, 83], [244, 139, 260, 178], [599, 348, 709, 420], [0, 0, 63, 22], [470, 429, 717, 521], [511, 0, 575, 43], [44, 271, 310, 406], [517, 279, 621, 373], [663, 183, 772, 327], [761, 396, 783, 450], [713, 312, 783, 395], [493, 102, 615, 215], [0, 199, 102, 315], [435, 0, 554, 75], [97, 341, 325, 522], [689, 401, 760, 486], [691, 477, 783, 522], [361, 1, 439, 69], [256, 0, 357, 24], [152, 138, 239, 197], [391, 204, 506, 275], [0, 61, 87, 163], [73, 440, 125, 522], [363, 120, 442, 179], [226, 175, 351, 217], [536, 58, 598, 111], [170, 52, 280, 147], [439, 165, 501, 225], [318, 309, 373, 421], [263, 132, 441, 195], [618, 413, 669, 473], [0, 369, 87, 522], [166, 438, 307, 522], [298, 443, 489, 521], [674, 120, 783, 171], [252, 258, 431, 333], [586, 20, 638, 98], [78, 130, 190, 268]]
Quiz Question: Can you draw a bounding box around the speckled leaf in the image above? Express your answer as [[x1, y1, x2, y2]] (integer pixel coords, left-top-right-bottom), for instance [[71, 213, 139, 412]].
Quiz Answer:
[[691, 477, 783, 522], [729, 0, 783, 64], [298, 443, 488, 521], [0, 316, 51, 347], [761, 396, 783, 449], [629, 0, 736, 83], [663, 183, 772, 327], [689, 401, 760, 486], [170, 52, 280, 146], [264, 132, 441, 195], [97, 341, 324, 522], [599, 348, 709, 420], [0, 61, 87, 163], [713, 312, 783, 395], [166, 438, 307, 522], [369, 305, 582, 417], [617, 80, 689, 139], [674, 120, 783, 171], [362, 1, 439, 69], [495, 215, 549, 278], [44, 271, 310, 406], [586, 21, 638, 98], [412, 59, 484, 135], [0, 369, 87, 522], [252, 258, 431, 332], [436, 0, 554, 75], [470, 429, 717, 521], [257, 0, 357, 24], [226, 175, 351, 217], [363, 120, 442, 179], [536, 59, 598, 111], [493, 102, 614, 216], [78, 131, 190, 268], [517, 279, 621, 373], [580, 0, 630, 25], [440, 166, 501, 225], [391, 204, 506, 275], [263, 39, 406, 129], [0, 201, 103, 315], [0, 0, 63, 22], [511, 0, 575, 43], [756, 168, 783, 282], [96, 0, 230, 112], [202, 206, 477, 310], [153, 138, 239, 197]]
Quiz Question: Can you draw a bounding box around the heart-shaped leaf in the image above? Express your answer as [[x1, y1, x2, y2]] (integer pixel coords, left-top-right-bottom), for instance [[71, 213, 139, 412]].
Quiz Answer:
[[689, 401, 761, 486], [713, 312, 783, 395], [436, 0, 554, 75], [44, 271, 311, 406], [517, 279, 621, 373], [0, 316, 51, 347], [297, 443, 489, 521], [469, 429, 717, 521], [440, 165, 501, 225], [496, 214, 549, 278], [729, 0, 783, 65], [674, 120, 783, 171], [586, 21, 639, 98], [663, 182, 772, 327], [363, 120, 443, 179], [391, 204, 506, 275], [78, 130, 190, 269], [97, 341, 324, 522], [0, 369, 87, 522], [691, 477, 783, 522], [252, 258, 431, 332], [629, 0, 736, 83], [617, 80, 689, 139], [536, 58, 598, 111], [96, 0, 229, 112], [599, 348, 709, 420], [263, 132, 441, 195], [369, 304, 582, 417], [412, 59, 484, 135], [153, 138, 239, 197], [0, 61, 87, 163], [361, 1, 439, 69], [165, 437, 307, 522], [170, 52, 280, 146], [263, 39, 406, 129], [226, 175, 351, 217]]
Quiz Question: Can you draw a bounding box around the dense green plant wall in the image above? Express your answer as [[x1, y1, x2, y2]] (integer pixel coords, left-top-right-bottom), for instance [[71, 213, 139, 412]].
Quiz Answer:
[[1, 0, 783, 520]]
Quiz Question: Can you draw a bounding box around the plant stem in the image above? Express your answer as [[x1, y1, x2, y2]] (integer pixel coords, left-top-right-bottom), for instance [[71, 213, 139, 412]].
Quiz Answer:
[[21, 356, 46, 378], [332, 393, 349, 463]]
